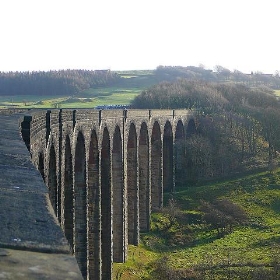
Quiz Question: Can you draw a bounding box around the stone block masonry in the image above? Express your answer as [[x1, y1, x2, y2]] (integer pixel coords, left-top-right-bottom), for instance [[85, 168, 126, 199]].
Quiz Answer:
[[22, 108, 196, 280], [0, 110, 82, 279]]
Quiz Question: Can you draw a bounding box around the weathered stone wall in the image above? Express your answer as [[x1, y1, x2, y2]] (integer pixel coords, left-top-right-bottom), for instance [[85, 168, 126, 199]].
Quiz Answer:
[[22, 108, 196, 280], [0, 111, 83, 279]]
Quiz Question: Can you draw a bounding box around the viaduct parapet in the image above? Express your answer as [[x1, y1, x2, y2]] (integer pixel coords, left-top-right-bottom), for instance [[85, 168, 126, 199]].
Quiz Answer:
[[21, 109, 196, 279], [0, 111, 82, 279]]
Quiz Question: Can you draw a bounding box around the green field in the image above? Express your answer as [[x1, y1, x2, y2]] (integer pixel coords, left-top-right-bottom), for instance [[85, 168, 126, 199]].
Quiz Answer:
[[0, 70, 155, 109], [114, 169, 280, 279], [274, 89, 280, 97], [0, 86, 142, 109]]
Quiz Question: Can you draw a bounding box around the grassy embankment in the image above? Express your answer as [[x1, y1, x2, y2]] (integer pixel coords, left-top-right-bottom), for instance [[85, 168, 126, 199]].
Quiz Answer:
[[114, 169, 280, 279]]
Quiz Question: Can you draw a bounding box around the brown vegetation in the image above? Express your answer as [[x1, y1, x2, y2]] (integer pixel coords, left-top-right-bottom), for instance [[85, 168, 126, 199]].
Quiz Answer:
[[132, 80, 280, 181]]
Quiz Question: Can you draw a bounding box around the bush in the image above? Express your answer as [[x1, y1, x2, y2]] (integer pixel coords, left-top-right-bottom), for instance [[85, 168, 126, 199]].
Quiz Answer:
[[200, 199, 248, 236], [153, 256, 203, 280], [150, 198, 194, 247]]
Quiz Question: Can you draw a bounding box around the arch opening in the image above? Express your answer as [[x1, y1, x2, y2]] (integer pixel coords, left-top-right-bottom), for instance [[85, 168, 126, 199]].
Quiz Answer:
[[151, 121, 162, 211], [64, 136, 74, 250], [186, 118, 196, 137], [74, 132, 87, 278], [139, 122, 150, 232], [127, 123, 138, 245], [48, 145, 58, 218], [88, 130, 100, 278], [101, 127, 112, 279], [112, 126, 125, 262], [175, 120, 186, 187], [163, 121, 174, 192]]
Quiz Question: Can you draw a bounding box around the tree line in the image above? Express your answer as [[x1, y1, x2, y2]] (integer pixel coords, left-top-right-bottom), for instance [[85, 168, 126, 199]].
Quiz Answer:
[[132, 79, 280, 182], [2, 65, 280, 98], [155, 65, 280, 89], [0, 69, 120, 96]]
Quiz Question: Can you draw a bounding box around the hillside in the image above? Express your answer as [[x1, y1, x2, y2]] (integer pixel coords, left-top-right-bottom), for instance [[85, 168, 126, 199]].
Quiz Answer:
[[123, 75, 280, 279], [114, 169, 280, 279], [1, 65, 280, 108]]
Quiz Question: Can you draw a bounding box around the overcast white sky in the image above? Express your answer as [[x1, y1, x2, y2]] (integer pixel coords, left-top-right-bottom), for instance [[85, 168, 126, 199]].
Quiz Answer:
[[0, 0, 279, 73]]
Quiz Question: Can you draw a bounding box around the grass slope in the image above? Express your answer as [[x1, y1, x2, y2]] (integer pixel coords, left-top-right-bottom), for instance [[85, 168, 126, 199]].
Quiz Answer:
[[114, 169, 280, 279]]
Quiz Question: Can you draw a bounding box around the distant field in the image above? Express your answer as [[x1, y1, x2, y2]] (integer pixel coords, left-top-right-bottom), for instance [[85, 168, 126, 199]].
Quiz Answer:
[[0, 69, 153, 109], [0, 70, 156, 109], [0, 86, 143, 109], [59, 91, 140, 109]]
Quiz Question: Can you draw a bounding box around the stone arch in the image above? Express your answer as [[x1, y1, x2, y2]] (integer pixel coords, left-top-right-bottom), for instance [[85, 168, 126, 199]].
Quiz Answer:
[[163, 121, 174, 192], [74, 131, 87, 278], [64, 135, 73, 251], [112, 125, 125, 262], [139, 122, 150, 232], [101, 127, 112, 279], [127, 122, 138, 245], [38, 152, 45, 181], [175, 120, 185, 187], [88, 129, 100, 279], [48, 144, 58, 219], [151, 121, 162, 211]]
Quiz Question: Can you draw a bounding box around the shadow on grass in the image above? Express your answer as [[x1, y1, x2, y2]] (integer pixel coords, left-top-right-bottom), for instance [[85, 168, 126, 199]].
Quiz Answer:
[[250, 234, 280, 249], [174, 169, 280, 210], [141, 228, 219, 253]]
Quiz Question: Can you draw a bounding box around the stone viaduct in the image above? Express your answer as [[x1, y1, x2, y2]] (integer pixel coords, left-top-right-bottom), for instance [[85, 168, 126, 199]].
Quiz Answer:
[[21, 108, 196, 280]]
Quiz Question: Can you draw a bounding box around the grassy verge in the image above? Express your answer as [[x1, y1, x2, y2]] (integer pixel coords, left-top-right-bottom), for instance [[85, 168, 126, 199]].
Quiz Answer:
[[115, 169, 280, 279]]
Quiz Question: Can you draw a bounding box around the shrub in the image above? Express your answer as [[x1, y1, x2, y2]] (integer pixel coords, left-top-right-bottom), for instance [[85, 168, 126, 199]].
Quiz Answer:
[[200, 199, 248, 236], [153, 256, 203, 280]]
